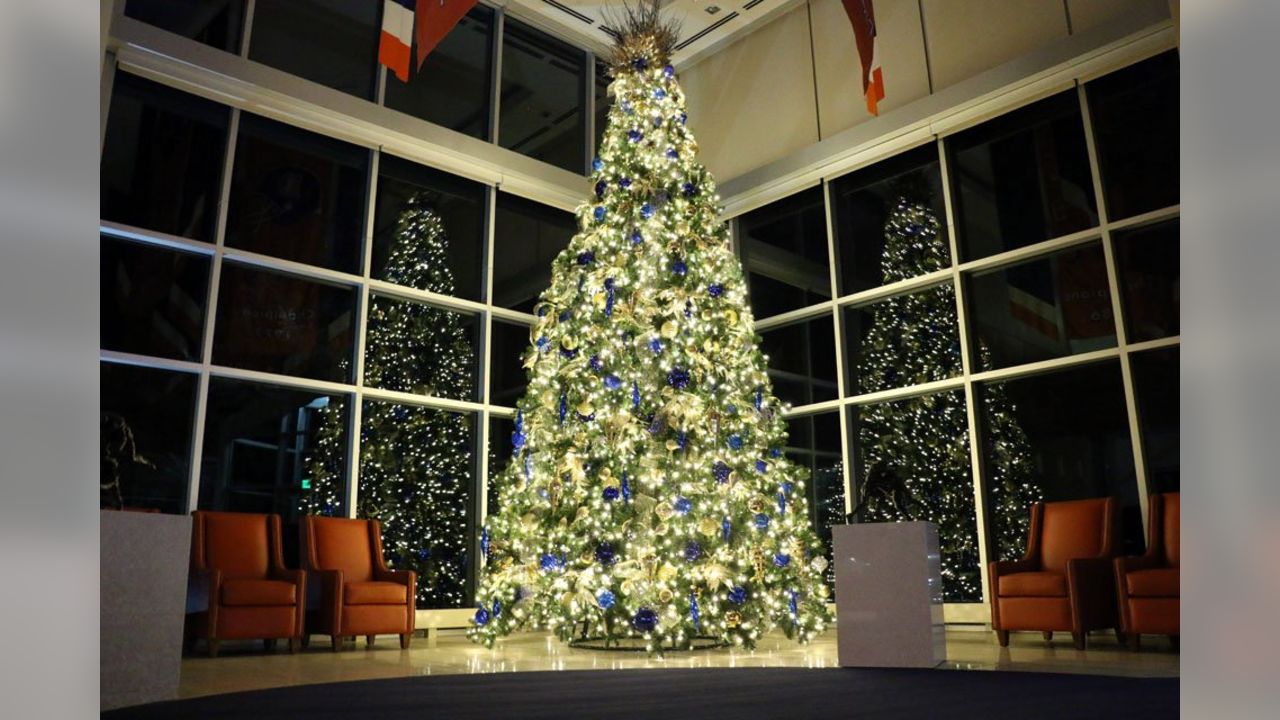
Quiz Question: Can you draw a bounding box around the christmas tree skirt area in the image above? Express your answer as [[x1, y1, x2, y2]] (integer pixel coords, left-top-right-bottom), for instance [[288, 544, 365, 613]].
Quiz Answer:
[[104, 667, 1176, 719]]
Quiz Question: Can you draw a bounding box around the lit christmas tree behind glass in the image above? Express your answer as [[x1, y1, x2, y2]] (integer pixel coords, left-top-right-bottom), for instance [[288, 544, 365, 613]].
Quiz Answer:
[[852, 190, 1040, 600], [470, 3, 832, 653], [305, 195, 475, 608]]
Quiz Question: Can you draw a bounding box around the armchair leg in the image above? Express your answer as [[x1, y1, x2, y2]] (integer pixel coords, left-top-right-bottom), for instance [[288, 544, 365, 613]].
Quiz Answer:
[[301, 634, 310, 649], [1041, 631, 1053, 642], [263, 638, 277, 652], [289, 637, 301, 654], [331, 635, 342, 652], [996, 630, 1009, 647], [1114, 629, 1126, 645], [366, 635, 376, 647], [400, 632, 412, 650], [1169, 635, 1179, 651], [1127, 634, 1141, 651], [1071, 632, 1086, 651], [208, 639, 220, 658]]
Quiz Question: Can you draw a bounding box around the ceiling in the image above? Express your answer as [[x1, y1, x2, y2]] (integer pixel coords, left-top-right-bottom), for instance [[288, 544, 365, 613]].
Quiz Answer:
[[505, 0, 806, 68]]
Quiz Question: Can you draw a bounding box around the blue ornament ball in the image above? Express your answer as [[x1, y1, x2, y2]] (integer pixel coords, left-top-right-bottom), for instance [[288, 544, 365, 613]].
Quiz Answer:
[[728, 434, 744, 450], [773, 553, 791, 568], [628, 129, 643, 143], [631, 230, 644, 244], [594, 180, 607, 198], [603, 486, 620, 502], [578, 250, 596, 265], [632, 607, 658, 631], [604, 374, 622, 390], [754, 513, 770, 530], [667, 367, 691, 389], [654, 89, 666, 100], [597, 590, 616, 609], [674, 497, 692, 514], [592, 157, 604, 172], [474, 605, 490, 626], [671, 258, 687, 276], [641, 203, 654, 219], [684, 541, 702, 562], [682, 182, 697, 196], [755, 460, 768, 473], [664, 65, 675, 78], [595, 542, 616, 565], [665, 148, 678, 160], [649, 337, 665, 354], [708, 283, 724, 298], [592, 206, 606, 222], [712, 461, 731, 483], [728, 586, 748, 605]]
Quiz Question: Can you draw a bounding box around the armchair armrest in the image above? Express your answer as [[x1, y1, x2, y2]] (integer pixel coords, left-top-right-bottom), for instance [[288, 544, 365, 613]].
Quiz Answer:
[[1114, 554, 1161, 576], [1067, 557, 1117, 627], [374, 568, 413, 586], [271, 567, 307, 597], [990, 558, 1038, 581]]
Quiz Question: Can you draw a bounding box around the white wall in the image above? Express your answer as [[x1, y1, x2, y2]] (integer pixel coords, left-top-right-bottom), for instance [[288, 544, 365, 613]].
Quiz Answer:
[[680, 0, 1172, 182]]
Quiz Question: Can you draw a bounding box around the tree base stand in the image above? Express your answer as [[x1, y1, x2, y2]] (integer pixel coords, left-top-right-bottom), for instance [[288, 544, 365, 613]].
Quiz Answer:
[[567, 635, 728, 652]]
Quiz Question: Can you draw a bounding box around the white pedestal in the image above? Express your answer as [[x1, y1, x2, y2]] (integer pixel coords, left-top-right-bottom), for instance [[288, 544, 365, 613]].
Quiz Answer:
[[101, 511, 192, 711], [832, 521, 945, 668]]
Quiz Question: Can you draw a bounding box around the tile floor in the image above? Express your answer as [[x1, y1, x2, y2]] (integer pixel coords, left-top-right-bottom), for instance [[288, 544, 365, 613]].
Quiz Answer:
[[179, 627, 1179, 699]]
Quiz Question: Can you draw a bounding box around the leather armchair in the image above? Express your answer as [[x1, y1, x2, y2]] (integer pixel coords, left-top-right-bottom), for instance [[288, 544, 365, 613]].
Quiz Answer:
[[1115, 492, 1179, 650], [301, 516, 416, 651], [187, 511, 306, 657], [988, 497, 1120, 650]]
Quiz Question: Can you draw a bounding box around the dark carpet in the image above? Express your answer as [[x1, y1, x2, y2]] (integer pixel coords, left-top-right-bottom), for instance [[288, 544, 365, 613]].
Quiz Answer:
[[103, 668, 1178, 719]]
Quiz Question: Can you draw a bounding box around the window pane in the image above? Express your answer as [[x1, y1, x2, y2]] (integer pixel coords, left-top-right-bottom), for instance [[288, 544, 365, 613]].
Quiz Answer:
[[101, 71, 230, 242], [499, 18, 586, 172], [760, 313, 838, 406], [1087, 51, 1179, 220], [247, 0, 379, 100], [966, 242, 1115, 371], [593, 60, 611, 157], [849, 389, 979, 601], [786, 412, 844, 590], [1131, 347, 1179, 495], [124, 0, 245, 53], [949, 91, 1098, 261], [492, 193, 575, 312], [226, 114, 369, 273], [489, 319, 531, 407], [101, 235, 211, 362], [738, 187, 830, 318], [212, 262, 356, 382], [201, 378, 348, 566], [372, 155, 486, 300], [354, 401, 476, 609], [487, 415, 516, 517], [101, 362, 198, 514], [384, 5, 494, 139], [978, 361, 1142, 559], [844, 283, 961, 395], [831, 145, 950, 294], [364, 294, 478, 400], [1115, 219, 1179, 342]]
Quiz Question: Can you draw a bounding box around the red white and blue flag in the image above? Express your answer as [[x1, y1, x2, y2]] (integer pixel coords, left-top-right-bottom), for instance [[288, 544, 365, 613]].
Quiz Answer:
[[842, 0, 885, 115], [415, 0, 479, 71], [379, 0, 416, 82]]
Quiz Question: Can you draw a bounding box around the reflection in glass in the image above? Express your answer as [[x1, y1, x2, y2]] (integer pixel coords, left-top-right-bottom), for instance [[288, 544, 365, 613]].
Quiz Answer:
[[311, 402, 475, 609], [738, 187, 830, 318], [1115, 220, 1179, 342], [212, 262, 355, 382], [384, 5, 494, 139], [1087, 51, 1179, 220], [489, 319, 532, 407], [198, 378, 347, 565], [365, 295, 478, 401], [967, 242, 1116, 371], [487, 415, 516, 518], [247, 0, 379, 100], [759, 314, 838, 406], [845, 283, 961, 395], [100, 362, 199, 514], [831, 144, 949, 293], [372, 155, 486, 300], [1131, 348, 1179, 494], [949, 91, 1098, 260], [101, 235, 211, 361], [979, 362, 1142, 557], [100, 71, 230, 242], [124, 0, 246, 53], [786, 412, 844, 589], [499, 18, 587, 172], [492, 193, 575, 312], [226, 114, 369, 273], [849, 390, 994, 601], [594, 60, 611, 157]]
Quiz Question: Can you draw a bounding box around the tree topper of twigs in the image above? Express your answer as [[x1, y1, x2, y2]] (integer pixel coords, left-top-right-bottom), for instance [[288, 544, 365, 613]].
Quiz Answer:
[[604, 0, 682, 73]]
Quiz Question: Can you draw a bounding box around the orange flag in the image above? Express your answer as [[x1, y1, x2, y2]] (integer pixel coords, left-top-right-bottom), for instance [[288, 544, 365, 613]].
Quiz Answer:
[[841, 0, 884, 115], [415, 0, 479, 71]]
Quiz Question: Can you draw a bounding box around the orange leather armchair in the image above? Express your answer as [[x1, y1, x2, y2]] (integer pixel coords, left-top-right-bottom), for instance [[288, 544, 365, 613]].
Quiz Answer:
[[187, 511, 306, 657], [302, 516, 416, 651], [1115, 492, 1179, 650], [989, 497, 1120, 650]]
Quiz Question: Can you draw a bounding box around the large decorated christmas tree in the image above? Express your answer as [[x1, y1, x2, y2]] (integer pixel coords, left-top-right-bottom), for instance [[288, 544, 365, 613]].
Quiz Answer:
[[305, 195, 475, 608], [853, 191, 1040, 599], [470, 4, 831, 653]]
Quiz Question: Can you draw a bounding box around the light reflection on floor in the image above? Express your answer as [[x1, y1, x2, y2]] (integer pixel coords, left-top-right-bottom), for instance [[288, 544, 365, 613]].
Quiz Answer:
[[179, 627, 1180, 699]]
